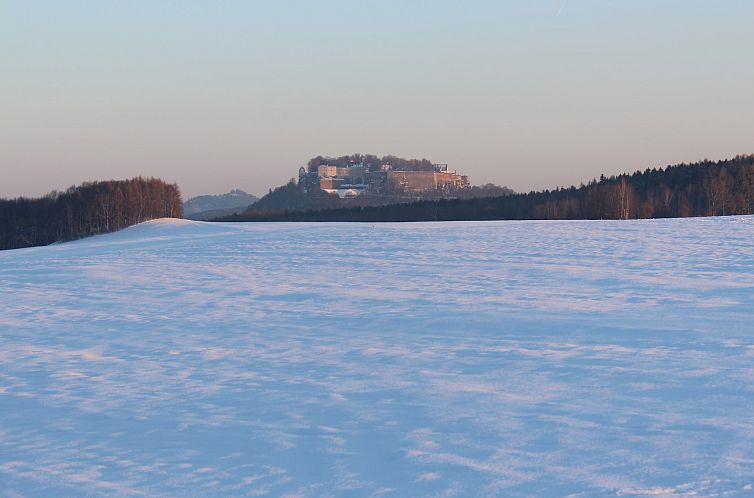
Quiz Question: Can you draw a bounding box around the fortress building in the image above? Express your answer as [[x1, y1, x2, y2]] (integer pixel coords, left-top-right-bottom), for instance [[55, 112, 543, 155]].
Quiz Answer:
[[299, 161, 469, 198], [386, 170, 469, 194]]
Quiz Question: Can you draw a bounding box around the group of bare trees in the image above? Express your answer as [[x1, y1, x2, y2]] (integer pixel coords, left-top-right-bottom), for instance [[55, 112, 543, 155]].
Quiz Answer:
[[0, 177, 182, 250], [532, 155, 754, 220], [704, 165, 754, 217]]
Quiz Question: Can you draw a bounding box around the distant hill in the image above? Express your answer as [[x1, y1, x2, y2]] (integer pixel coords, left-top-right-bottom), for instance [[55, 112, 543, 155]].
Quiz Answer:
[[183, 190, 258, 220], [243, 179, 515, 216]]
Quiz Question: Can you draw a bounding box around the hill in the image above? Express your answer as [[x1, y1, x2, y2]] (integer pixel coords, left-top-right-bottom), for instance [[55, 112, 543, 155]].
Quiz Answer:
[[182, 189, 258, 219], [223, 155, 754, 222], [236, 153, 513, 216], [2, 216, 753, 495]]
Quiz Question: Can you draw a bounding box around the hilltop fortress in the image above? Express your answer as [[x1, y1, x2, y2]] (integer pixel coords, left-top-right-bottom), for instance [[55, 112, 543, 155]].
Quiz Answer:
[[298, 161, 469, 199], [236, 155, 495, 216]]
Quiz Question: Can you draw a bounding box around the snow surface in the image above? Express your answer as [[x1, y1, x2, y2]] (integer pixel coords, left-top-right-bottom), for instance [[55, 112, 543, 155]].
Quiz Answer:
[[1, 217, 754, 497]]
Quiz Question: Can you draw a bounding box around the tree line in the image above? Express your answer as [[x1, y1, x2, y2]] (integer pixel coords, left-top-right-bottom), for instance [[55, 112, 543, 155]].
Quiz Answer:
[[221, 155, 754, 223], [1, 177, 182, 250], [307, 153, 437, 172]]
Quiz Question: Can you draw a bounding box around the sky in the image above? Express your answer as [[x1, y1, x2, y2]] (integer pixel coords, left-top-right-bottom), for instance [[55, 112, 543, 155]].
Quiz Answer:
[[2, 0, 753, 200]]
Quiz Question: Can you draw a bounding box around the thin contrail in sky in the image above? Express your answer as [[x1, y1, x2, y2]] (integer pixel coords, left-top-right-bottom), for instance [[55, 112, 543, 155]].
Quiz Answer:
[[557, 0, 569, 16]]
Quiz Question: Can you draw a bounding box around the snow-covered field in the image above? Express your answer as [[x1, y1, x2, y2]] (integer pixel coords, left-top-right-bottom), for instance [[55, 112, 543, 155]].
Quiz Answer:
[[1, 217, 754, 497]]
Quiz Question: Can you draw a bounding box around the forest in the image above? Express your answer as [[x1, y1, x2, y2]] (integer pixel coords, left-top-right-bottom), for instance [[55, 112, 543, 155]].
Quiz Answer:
[[0, 177, 182, 250], [221, 155, 754, 223]]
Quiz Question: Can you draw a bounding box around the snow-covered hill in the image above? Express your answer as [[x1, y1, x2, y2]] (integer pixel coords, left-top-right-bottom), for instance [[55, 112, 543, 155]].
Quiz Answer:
[[1, 217, 753, 496]]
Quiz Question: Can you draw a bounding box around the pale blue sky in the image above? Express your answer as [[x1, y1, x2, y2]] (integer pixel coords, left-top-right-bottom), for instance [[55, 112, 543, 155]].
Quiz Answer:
[[2, 1, 753, 199]]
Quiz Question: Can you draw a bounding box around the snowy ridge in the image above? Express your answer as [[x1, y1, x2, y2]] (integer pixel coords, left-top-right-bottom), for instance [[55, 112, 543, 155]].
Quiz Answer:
[[1, 217, 754, 496]]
